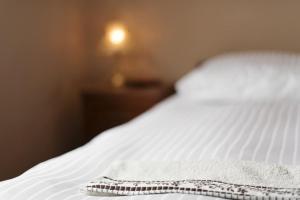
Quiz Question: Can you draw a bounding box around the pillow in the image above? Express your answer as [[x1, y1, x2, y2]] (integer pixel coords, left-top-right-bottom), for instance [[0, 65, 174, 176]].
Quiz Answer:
[[176, 51, 300, 101]]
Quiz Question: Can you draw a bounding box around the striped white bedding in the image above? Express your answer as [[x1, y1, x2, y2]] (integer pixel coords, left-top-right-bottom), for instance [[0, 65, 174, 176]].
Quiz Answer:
[[0, 95, 299, 200]]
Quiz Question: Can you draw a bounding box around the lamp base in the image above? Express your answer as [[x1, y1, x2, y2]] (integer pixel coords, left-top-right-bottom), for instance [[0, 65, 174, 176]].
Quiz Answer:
[[111, 73, 125, 88]]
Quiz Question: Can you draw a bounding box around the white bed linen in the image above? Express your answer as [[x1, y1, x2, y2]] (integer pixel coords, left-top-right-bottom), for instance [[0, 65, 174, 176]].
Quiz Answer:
[[176, 52, 300, 101], [0, 95, 300, 200]]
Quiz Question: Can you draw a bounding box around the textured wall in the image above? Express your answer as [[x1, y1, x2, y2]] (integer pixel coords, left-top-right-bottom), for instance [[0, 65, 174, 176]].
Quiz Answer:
[[0, 1, 86, 180], [85, 0, 300, 83]]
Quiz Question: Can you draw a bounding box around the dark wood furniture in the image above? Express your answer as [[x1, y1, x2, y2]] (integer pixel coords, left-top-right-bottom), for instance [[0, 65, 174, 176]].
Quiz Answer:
[[81, 84, 173, 142]]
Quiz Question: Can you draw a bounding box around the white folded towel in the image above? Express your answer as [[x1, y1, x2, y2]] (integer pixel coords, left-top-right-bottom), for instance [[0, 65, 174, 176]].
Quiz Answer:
[[82, 160, 300, 199]]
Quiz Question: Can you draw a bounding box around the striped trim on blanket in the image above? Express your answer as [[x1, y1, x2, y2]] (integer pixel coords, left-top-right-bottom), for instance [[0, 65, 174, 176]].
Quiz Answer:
[[84, 177, 300, 200]]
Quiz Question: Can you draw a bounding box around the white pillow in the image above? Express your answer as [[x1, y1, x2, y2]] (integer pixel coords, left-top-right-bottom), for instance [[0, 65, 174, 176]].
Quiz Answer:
[[176, 52, 300, 101]]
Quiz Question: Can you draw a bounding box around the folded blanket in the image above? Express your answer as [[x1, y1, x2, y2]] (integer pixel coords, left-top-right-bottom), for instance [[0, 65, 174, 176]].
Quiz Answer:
[[82, 160, 300, 199]]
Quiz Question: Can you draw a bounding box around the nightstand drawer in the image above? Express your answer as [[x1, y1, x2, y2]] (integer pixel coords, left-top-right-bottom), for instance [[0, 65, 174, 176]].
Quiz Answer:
[[84, 111, 137, 139], [81, 84, 174, 142]]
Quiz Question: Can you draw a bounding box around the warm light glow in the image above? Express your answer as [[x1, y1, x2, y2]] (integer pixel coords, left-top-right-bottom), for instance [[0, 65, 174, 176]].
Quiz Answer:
[[112, 73, 125, 88], [109, 28, 125, 44], [106, 24, 127, 46]]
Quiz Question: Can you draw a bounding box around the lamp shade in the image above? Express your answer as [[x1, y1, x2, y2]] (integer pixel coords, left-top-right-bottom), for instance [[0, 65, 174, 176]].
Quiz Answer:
[[104, 23, 128, 52]]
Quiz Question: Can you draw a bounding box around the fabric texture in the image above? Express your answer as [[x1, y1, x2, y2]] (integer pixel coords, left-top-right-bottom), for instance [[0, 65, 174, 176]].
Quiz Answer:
[[176, 51, 300, 101], [84, 177, 300, 200], [83, 161, 300, 199], [0, 97, 300, 200]]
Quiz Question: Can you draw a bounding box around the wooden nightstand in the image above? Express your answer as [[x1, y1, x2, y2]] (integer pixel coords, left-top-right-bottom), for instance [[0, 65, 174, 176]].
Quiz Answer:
[[81, 84, 174, 142]]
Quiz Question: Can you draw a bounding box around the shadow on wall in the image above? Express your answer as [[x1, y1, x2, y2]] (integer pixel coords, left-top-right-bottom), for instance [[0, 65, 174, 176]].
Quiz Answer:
[[0, 1, 86, 180]]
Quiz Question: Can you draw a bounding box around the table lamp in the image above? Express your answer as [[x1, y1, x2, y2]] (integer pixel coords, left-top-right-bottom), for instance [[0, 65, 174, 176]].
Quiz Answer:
[[104, 22, 128, 88], [103, 22, 160, 88]]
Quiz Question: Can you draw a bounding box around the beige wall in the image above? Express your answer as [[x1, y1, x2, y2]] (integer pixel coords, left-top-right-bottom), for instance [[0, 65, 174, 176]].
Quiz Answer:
[[85, 0, 300, 83], [1, 0, 300, 181], [0, 1, 86, 180]]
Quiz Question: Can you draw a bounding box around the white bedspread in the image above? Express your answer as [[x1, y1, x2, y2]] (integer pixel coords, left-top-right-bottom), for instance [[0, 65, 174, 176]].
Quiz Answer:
[[0, 95, 300, 200]]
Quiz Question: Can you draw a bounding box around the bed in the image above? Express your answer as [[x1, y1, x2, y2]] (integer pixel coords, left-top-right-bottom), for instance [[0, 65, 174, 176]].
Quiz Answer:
[[1, 51, 300, 200]]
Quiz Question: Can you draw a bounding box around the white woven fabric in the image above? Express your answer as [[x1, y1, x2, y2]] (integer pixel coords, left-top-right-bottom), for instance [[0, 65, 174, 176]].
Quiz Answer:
[[176, 51, 300, 101], [83, 161, 300, 199], [0, 96, 300, 200], [87, 160, 300, 188]]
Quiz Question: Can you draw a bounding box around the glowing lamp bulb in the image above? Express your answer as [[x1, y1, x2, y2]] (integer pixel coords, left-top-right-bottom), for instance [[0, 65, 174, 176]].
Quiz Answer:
[[108, 26, 126, 45]]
